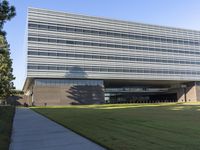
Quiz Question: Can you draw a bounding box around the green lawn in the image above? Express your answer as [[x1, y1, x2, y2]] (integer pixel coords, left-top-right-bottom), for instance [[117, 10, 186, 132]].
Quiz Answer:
[[32, 103, 200, 150], [0, 106, 15, 150]]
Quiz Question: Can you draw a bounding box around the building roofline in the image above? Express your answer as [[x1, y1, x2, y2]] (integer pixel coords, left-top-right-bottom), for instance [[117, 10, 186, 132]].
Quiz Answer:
[[28, 7, 200, 33]]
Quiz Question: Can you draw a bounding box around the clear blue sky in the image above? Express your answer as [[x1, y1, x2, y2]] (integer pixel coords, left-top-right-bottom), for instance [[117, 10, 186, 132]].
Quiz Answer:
[[4, 0, 200, 90]]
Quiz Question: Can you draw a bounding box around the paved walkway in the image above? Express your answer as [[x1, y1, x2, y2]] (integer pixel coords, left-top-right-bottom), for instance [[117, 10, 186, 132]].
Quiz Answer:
[[9, 108, 106, 150]]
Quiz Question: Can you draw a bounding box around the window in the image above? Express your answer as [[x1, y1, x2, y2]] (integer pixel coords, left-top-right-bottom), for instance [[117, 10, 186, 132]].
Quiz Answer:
[[38, 66, 48, 70], [28, 37, 37, 41], [48, 39, 57, 43], [28, 51, 38, 55], [84, 55, 92, 58], [48, 26, 57, 31], [57, 66, 66, 70], [48, 53, 57, 56], [57, 53, 66, 57], [48, 66, 57, 70], [75, 54, 83, 58], [83, 29, 91, 34], [38, 25, 48, 29], [66, 28, 75, 32], [67, 54, 75, 57], [38, 52, 48, 56], [75, 41, 83, 45], [57, 27, 66, 32], [100, 68, 107, 72], [28, 65, 37, 69], [28, 23, 37, 28], [66, 41, 74, 44], [38, 38, 48, 42], [57, 40, 66, 44], [92, 55, 100, 59], [75, 28, 82, 33]]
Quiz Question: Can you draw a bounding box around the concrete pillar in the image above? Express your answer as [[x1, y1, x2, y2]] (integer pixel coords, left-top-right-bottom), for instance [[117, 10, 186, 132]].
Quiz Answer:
[[177, 82, 200, 102], [195, 82, 200, 102], [177, 88, 185, 102]]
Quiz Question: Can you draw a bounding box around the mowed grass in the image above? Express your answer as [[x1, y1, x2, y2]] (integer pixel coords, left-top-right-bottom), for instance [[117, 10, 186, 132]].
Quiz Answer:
[[32, 103, 200, 150], [0, 106, 15, 150]]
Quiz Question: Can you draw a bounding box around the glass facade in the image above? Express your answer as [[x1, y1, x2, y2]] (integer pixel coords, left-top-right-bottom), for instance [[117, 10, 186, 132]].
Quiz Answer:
[[28, 64, 198, 75], [35, 79, 103, 86], [27, 38, 200, 55], [27, 50, 200, 65], [26, 8, 200, 81], [28, 22, 200, 46]]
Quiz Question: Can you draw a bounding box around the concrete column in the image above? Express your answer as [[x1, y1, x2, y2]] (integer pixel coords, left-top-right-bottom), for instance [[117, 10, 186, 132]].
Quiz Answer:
[[195, 82, 200, 102], [177, 82, 198, 102], [177, 88, 185, 102]]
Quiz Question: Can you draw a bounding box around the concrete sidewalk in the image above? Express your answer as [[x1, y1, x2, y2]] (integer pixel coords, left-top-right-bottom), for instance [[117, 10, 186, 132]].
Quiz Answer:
[[9, 108, 106, 150]]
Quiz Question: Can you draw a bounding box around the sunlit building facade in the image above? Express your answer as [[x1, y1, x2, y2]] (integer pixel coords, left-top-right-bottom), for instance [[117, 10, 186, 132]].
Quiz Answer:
[[23, 8, 200, 105]]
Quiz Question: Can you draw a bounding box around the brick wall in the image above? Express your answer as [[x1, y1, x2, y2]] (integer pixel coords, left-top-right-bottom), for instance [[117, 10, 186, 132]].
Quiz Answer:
[[33, 85, 104, 106]]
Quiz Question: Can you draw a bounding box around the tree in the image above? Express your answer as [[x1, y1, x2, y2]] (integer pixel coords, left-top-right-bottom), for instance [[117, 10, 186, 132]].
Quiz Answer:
[[0, 0, 16, 102], [0, 0, 16, 36], [0, 36, 15, 101]]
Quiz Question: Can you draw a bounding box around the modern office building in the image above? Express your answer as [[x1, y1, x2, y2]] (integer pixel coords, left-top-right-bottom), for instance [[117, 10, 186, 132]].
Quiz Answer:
[[23, 8, 200, 105]]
